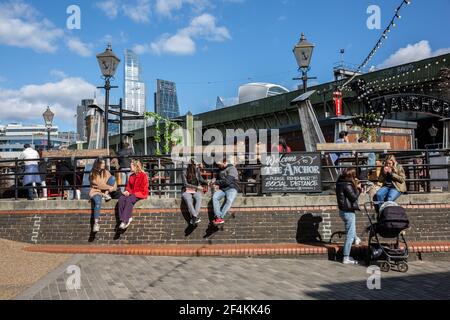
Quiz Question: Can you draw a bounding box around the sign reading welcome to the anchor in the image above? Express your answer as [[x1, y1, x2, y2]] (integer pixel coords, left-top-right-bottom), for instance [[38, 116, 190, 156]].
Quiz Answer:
[[261, 153, 322, 194]]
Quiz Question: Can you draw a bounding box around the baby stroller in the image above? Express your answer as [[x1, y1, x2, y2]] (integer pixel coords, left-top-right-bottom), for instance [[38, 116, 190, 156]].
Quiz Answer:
[[363, 202, 410, 273]]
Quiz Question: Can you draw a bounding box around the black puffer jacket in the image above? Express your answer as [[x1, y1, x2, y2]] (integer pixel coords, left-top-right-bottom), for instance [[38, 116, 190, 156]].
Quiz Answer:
[[336, 178, 361, 212]]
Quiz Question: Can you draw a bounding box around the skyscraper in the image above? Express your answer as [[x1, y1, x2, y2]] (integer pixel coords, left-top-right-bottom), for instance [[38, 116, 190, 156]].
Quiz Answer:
[[76, 99, 94, 142], [155, 79, 180, 119], [123, 49, 146, 133]]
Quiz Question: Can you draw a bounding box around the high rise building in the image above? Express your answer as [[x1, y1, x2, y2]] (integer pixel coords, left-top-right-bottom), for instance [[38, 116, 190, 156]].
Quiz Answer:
[[76, 99, 94, 142], [123, 49, 146, 133], [155, 79, 180, 119]]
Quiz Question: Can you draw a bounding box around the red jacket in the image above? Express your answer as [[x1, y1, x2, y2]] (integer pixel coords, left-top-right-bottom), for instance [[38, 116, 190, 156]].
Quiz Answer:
[[126, 172, 149, 199]]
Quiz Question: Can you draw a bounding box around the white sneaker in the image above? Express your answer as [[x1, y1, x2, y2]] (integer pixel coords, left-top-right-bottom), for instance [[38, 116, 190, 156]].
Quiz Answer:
[[103, 194, 112, 202], [355, 237, 362, 246], [343, 257, 359, 265], [124, 218, 133, 229], [38, 198, 48, 201], [119, 222, 127, 230], [93, 223, 100, 233]]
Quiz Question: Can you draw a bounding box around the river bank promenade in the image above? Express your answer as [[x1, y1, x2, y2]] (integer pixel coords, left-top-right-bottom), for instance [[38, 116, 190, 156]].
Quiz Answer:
[[1, 193, 450, 300], [5, 247, 450, 300]]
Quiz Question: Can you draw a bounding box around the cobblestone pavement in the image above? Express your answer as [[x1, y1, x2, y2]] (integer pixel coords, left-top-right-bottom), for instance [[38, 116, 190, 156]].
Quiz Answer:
[[0, 239, 70, 300], [14, 254, 450, 300]]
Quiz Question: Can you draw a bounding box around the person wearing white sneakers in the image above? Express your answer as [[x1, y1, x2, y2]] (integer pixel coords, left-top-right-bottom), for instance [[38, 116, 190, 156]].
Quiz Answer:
[[89, 159, 117, 233], [118, 160, 149, 230], [336, 168, 362, 265]]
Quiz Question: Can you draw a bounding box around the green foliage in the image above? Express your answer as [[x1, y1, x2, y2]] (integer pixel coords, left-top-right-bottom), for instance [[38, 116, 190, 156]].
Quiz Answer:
[[144, 112, 182, 156]]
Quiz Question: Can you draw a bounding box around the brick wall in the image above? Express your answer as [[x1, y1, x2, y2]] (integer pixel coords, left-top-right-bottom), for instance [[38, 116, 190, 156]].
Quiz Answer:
[[0, 200, 449, 245]]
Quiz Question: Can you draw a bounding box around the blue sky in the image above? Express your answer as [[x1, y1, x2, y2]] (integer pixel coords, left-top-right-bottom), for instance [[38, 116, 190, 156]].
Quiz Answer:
[[0, 0, 449, 131]]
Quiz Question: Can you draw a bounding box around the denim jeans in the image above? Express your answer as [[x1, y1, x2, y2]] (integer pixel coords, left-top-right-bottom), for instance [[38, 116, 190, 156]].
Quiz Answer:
[[213, 189, 238, 219], [91, 176, 116, 220], [339, 211, 357, 258], [182, 192, 202, 218], [120, 169, 131, 192], [376, 186, 402, 203]]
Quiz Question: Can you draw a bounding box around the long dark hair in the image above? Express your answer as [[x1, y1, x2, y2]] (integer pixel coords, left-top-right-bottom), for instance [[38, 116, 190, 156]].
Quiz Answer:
[[279, 137, 289, 153], [340, 168, 359, 191], [186, 161, 198, 185], [90, 159, 105, 182]]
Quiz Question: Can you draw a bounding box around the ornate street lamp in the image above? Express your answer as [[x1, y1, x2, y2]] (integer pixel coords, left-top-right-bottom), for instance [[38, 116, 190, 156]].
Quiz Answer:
[[42, 106, 55, 150], [96, 44, 120, 150], [293, 33, 316, 93]]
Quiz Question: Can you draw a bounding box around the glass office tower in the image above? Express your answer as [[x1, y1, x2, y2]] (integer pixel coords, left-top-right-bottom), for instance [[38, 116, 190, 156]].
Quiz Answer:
[[155, 79, 180, 119], [123, 49, 146, 133]]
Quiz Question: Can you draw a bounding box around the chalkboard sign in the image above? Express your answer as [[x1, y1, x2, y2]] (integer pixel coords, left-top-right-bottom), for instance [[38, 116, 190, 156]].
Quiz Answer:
[[261, 153, 322, 194]]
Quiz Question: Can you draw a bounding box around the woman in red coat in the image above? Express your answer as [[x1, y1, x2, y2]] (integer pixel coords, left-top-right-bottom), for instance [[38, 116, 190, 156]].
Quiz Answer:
[[118, 160, 149, 229]]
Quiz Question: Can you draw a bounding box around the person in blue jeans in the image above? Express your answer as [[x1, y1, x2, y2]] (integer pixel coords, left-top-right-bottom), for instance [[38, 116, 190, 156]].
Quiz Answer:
[[336, 168, 362, 265], [212, 158, 240, 226], [376, 155, 407, 204], [89, 159, 117, 233]]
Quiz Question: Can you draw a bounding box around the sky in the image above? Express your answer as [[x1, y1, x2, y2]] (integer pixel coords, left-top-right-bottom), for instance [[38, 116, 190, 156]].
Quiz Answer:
[[0, 0, 449, 131]]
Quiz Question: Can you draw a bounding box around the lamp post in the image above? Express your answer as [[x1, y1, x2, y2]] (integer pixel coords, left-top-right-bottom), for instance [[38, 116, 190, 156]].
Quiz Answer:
[[43, 106, 55, 151], [293, 33, 316, 93], [96, 44, 120, 150]]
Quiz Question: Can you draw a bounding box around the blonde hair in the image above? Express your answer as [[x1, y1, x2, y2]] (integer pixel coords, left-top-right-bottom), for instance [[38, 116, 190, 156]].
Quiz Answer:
[[385, 155, 397, 166], [131, 160, 145, 174]]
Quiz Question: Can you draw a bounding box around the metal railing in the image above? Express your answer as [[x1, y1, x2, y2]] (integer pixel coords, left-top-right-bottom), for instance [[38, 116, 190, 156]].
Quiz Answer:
[[0, 149, 449, 200]]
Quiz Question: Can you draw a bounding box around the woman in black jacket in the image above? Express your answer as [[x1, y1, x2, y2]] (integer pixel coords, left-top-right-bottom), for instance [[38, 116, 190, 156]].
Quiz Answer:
[[336, 168, 362, 265]]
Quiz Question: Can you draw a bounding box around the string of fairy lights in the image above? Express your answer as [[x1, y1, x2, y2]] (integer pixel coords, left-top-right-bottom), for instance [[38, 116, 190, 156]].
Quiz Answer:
[[351, 57, 450, 128], [338, 0, 412, 92]]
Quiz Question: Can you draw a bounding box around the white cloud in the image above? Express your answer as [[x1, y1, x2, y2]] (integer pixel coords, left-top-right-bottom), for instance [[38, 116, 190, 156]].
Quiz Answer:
[[123, 0, 151, 23], [0, 78, 97, 127], [0, 0, 63, 53], [96, 0, 151, 23], [151, 33, 196, 55], [136, 13, 231, 55], [66, 38, 94, 57], [155, 0, 183, 17], [379, 40, 450, 69], [155, 0, 210, 18], [95, 0, 120, 19], [50, 70, 68, 79]]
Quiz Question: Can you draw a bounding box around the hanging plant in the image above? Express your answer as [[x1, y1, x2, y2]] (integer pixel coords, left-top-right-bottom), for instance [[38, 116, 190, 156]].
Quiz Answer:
[[144, 112, 183, 156], [353, 112, 381, 143], [169, 122, 183, 146], [163, 120, 171, 155], [353, 112, 384, 129]]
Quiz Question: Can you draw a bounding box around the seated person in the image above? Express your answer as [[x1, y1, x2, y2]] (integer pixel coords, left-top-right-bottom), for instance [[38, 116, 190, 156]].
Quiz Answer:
[[89, 159, 117, 233], [376, 155, 406, 204], [118, 160, 149, 230], [182, 160, 208, 226], [212, 158, 240, 226]]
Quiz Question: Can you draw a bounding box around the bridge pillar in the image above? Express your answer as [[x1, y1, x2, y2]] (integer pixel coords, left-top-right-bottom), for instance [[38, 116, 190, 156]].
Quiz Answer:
[[291, 90, 338, 184]]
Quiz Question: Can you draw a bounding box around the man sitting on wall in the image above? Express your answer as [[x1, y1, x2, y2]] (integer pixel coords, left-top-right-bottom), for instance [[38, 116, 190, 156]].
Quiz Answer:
[[211, 157, 240, 226]]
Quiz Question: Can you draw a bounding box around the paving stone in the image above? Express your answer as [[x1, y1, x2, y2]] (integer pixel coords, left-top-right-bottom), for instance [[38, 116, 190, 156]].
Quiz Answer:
[[14, 254, 450, 300]]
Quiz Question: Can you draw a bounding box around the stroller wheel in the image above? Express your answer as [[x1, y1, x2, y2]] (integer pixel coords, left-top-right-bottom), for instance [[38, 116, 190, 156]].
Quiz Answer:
[[397, 262, 409, 273], [379, 262, 391, 273]]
